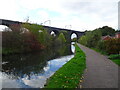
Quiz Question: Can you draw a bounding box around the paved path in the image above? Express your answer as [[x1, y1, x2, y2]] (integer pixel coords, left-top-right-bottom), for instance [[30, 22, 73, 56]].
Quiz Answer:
[[78, 44, 119, 88]]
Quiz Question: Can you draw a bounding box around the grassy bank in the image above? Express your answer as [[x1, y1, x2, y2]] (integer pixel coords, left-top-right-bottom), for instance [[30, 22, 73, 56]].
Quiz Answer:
[[108, 54, 120, 66], [45, 44, 86, 88]]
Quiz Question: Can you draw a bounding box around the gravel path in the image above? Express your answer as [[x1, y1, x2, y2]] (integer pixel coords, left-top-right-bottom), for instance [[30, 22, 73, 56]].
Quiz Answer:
[[78, 44, 119, 88]]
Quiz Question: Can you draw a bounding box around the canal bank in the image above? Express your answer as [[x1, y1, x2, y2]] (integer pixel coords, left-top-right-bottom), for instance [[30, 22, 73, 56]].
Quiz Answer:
[[44, 44, 86, 88]]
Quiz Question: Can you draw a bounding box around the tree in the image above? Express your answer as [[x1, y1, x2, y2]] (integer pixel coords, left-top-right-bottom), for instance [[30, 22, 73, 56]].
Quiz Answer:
[[56, 33, 66, 45], [78, 28, 102, 48], [100, 26, 115, 36], [78, 35, 87, 46]]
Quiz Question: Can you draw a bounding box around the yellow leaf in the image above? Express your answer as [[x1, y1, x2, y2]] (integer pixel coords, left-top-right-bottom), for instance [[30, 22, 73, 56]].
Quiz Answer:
[[80, 85, 82, 88], [80, 80, 82, 83]]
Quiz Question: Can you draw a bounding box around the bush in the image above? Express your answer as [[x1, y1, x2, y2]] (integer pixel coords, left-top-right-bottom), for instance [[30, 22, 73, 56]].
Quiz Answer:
[[104, 38, 120, 54], [96, 40, 106, 51], [22, 23, 52, 46], [78, 30, 101, 48], [2, 28, 24, 54], [2, 24, 45, 54]]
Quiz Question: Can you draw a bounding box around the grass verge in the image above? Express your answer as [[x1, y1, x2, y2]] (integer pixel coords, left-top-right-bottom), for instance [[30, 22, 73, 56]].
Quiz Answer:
[[91, 48, 108, 55], [91, 48, 120, 66], [44, 44, 86, 88], [108, 54, 120, 66]]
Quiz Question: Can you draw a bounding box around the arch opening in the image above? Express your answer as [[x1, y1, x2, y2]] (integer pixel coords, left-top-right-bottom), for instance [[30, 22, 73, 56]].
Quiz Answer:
[[50, 30, 60, 37], [0, 25, 12, 31], [71, 32, 78, 42], [50, 31, 56, 37]]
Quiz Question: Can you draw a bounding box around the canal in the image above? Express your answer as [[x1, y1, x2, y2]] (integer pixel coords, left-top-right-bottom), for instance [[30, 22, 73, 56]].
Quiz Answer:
[[1, 42, 75, 88]]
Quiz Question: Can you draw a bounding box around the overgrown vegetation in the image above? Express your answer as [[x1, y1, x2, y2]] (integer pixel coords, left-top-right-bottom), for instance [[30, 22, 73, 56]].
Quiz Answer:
[[2, 23, 67, 55], [78, 26, 120, 54], [2, 24, 44, 54], [104, 38, 120, 54], [45, 44, 86, 88], [22, 23, 52, 46]]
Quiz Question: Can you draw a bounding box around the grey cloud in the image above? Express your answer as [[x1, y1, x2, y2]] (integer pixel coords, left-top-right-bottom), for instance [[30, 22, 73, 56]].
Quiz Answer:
[[61, 1, 117, 14], [61, 2, 93, 14], [60, 1, 118, 22], [56, 0, 118, 29]]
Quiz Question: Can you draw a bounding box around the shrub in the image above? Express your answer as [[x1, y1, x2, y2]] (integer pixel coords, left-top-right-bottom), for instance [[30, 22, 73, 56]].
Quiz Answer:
[[104, 38, 120, 54], [96, 40, 106, 51], [2, 24, 45, 54], [22, 23, 54, 47]]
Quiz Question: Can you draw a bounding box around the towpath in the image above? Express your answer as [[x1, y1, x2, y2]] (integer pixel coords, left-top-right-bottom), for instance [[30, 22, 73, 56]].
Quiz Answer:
[[78, 44, 119, 88]]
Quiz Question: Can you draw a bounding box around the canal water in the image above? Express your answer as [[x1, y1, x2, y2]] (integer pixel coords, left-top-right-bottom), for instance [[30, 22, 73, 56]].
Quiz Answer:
[[1, 43, 75, 88]]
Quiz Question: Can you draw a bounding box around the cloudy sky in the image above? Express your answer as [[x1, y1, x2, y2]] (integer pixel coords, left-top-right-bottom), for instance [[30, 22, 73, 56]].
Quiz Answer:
[[0, 0, 119, 31]]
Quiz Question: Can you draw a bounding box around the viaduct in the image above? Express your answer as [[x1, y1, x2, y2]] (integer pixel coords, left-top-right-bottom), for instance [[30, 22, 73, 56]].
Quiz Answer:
[[0, 19, 85, 42]]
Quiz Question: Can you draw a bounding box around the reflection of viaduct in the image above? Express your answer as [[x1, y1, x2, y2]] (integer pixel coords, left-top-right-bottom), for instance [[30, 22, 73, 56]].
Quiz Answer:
[[0, 19, 85, 42]]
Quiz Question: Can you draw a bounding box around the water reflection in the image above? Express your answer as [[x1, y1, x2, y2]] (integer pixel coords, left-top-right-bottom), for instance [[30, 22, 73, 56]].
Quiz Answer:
[[1, 44, 75, 88], [71, 42, 75, 53]]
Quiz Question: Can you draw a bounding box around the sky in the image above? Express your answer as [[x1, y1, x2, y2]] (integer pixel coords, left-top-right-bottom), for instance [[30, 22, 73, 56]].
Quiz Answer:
[[0, 0, 119, 31]]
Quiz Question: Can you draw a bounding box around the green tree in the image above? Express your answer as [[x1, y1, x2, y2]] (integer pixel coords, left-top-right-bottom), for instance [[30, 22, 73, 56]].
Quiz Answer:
[[78, 35, 87, 46], [99, 26, 115, 36], [78, 28, 102, 48], [56, 33, 66, 45], [22, 23, 53, 47]]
